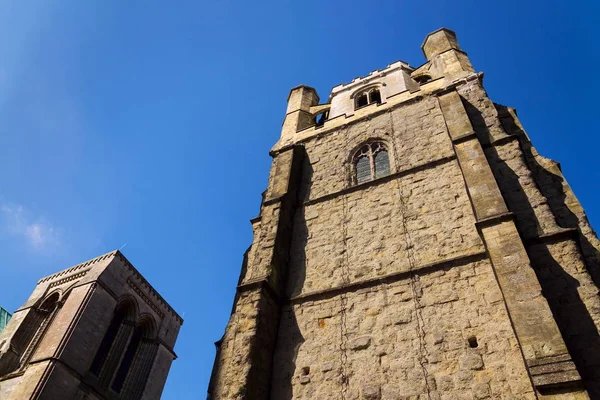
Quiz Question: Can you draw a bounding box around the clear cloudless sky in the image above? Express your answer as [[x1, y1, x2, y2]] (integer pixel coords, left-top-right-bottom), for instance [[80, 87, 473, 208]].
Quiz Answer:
[[0, 0, 599, 398]]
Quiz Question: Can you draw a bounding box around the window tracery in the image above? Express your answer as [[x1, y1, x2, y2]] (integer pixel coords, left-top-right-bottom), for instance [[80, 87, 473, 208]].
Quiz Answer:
[[352, 142, 390, 184]]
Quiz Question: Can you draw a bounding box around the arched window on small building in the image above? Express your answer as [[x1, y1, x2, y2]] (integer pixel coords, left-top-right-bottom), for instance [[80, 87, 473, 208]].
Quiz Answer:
[[369, 89, 381, 104], [355, 88, 382, 110], [112, 316, 159, 399], [16, 292, 61, 369], [352, 142, 390, 184], [90, 299, 138, 388], [356, 92, 369, 108]]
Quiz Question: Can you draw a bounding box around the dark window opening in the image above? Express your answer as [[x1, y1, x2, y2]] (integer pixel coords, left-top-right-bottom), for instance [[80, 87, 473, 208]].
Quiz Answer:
[[301, 367, 310, 376], [356, 93, 368, 108], [369, 89, 381, 104], [315, 111, 328, 127], [38, 294, 59, 313], [90, 307, 127, 376], [352, 142, 390, 185], [355, 88, 383, 110], [18, 293, 60, 368], [414, 74, 432, 85], [468, 336, 478, 348], [112, 326, 143, 393]]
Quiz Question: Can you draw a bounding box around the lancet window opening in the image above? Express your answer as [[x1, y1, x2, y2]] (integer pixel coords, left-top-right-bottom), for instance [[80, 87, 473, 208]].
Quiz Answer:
[[111, 316, 158, 399], [90, 299, 159, 399], [112, 326, 144, 393], [89, 304, 130, 376], [352, 142, 391, 184]]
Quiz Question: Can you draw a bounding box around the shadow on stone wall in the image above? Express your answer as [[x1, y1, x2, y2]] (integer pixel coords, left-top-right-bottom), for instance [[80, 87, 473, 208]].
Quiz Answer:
[[271, 149, 311, 398], [464, 100, 600, 398], [298, 152, 313, 205], [287, 206, 308, 299], [286, 154, 312, 298], [270, 308, 305, 399]]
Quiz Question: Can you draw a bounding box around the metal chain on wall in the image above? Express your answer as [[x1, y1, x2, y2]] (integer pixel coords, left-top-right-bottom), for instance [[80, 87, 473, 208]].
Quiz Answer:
[[389, 111, 432, 399], [396, 181, 432, 400], [339, 127, 352, 400], [338, 117, 432, 399]]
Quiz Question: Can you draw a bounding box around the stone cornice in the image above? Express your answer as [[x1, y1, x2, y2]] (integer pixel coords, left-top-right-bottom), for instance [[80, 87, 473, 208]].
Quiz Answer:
[[48, 269, 90, 289], [524, 228, 578, 246], [474, 211, 515, 230], [289, 250, 488, 305], [237, 276, 281, 304]]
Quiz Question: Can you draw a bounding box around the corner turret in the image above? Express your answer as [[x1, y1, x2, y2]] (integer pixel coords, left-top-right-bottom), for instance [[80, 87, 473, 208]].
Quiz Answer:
[[414, 28, 475, 82]]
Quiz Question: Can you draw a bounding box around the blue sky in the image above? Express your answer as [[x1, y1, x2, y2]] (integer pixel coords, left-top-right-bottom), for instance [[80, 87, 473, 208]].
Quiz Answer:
[[0, 1, 598, 398]]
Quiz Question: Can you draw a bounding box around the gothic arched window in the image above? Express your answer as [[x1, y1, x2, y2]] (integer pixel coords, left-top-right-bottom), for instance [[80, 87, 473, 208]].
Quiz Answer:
[[355, 88, 382, 109], [352, 142, 390, 184]]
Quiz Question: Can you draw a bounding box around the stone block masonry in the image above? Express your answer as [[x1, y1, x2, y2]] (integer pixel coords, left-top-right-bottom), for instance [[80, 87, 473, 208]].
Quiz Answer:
[[209, 28, 600, 399]]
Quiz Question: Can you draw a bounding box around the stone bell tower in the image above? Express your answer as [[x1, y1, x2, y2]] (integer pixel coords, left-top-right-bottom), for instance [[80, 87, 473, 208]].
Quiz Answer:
[[209, 28, 600, 399], [0, 251, 182, 399]]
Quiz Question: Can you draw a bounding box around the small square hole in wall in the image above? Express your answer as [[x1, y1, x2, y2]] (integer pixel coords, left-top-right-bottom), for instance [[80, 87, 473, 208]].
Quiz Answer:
[[301, 367, 310, 376], [468, 336, 478, 348]]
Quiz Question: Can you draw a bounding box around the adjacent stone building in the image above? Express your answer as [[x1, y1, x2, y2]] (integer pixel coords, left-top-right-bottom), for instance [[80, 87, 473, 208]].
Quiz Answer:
[[0, 251, 182, 399], [209, 28, 600, 399]]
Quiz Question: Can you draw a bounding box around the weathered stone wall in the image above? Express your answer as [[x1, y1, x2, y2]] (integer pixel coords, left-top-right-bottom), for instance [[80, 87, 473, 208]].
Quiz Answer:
[[287, 159, 483, 297], [300, 97, 454, 202], [273, 261, 536, 400], [209, 289, 266, 399], [458, 77, 600, 397], [528, 239, 600, 396], [484, 139, 560, 239]]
